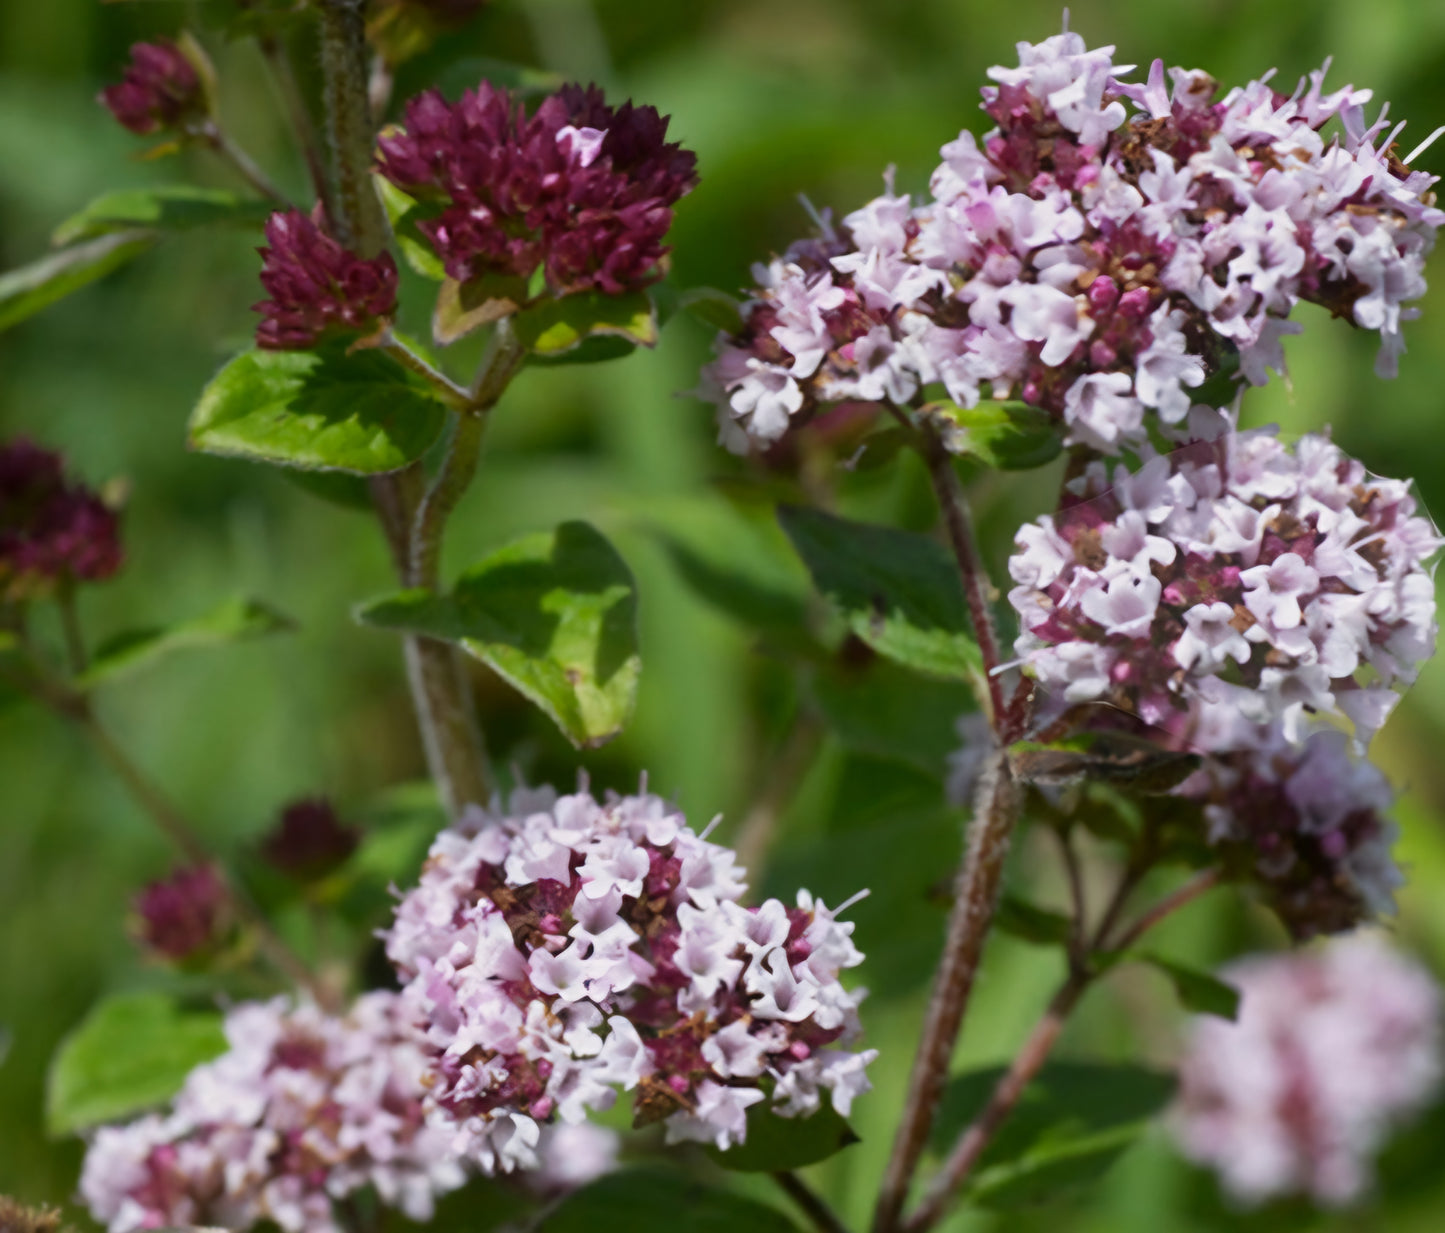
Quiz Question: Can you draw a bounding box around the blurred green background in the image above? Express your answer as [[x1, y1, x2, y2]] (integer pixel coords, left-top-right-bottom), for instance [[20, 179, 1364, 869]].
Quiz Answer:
[[5, 0, 1445, 1229]]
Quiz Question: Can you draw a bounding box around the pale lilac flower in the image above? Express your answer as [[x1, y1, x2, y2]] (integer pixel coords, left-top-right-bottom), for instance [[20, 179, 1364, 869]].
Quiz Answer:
[[1009, 428, 1439, 747], [383, 783, 875, 1159], [1172, 936, 1442, 1204], [695, 30, 1442, 454], [80, 994, 466, 1233]]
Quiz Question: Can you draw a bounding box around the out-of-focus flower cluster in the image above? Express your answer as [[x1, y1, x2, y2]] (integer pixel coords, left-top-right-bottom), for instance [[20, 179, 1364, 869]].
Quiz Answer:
[[253, 210, 399, 351], [699, 32, 1443, 453], [1176, 729, 1400, 937], [133, 864, 229, 962], [1008, 427, 1438, 750], [0, 439, 122, 601], [260, 797, 361, 881], [80, 994, 466, 1233], [1171, 935, 1442, 1205], [99, 40, 205, 137], [384, 783, 874, 1170], [375, 83, 697, 296]]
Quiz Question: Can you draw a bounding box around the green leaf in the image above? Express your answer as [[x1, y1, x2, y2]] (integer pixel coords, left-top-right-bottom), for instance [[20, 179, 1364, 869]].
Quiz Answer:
[[515, 291, 658, 359], [46, 992, 227, 1135], [924, 400, 1063, 471], [809, 660, 974, 778], [1142, 954, 1240, 1020], [676, 286, 745, 334], [52, 186, 271, 246], [375, 177, 446, 282], [932, 1061, 1176, 1210], [279, 467, 376, 510], [188, 346, 449, 474], [78, 597, 295, 689], [433, 272, 530, 344], [0, 230, 158, 333], [357, 521, 640, 749], [706, 1103, 859, 1172], [538, 1168, 801, 1233], [778, 504, 982, 683], [994, 895, 1074, 948]]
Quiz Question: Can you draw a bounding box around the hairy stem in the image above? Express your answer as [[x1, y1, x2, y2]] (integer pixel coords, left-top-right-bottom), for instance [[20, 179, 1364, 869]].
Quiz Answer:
[[902, 867, 1225, 1231], [774, 1171, 850, 1233], [316, 0, 493, 819], [918, 423, 1010, 730], [379, 334, 471, 408], [871, 748, 1021, 1233]]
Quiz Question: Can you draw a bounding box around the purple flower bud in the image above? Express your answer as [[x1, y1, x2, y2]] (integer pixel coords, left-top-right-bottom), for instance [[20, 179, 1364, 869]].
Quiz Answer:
[[376, 81, 698, 297], [259, 797, 360, 880], [133, 864, 226, 961], [98, 40, 204, 136], [253, 210, 399, 350], [1, 438, 123, 600]]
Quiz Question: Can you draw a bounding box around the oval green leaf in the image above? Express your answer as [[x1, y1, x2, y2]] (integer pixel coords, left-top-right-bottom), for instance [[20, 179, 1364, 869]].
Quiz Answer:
[[78, 597, 295, 690], [778, 504, 982, 682], [1141, 954, 1241, 1020], [357, 520, 641, 749], [46, 992, 227, 1136], [515, 291, 658, 359], [0, 230, 158, 333], [188, 346, 449, 474], [924, 400, 1063, 471], [52, 186, 271, 246]]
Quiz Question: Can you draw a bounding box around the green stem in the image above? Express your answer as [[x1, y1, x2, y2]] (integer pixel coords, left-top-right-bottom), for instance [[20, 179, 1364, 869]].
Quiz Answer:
[[195, 120, 290, 206], [257, 30, 334, 221], [316, 0, 388, 253]]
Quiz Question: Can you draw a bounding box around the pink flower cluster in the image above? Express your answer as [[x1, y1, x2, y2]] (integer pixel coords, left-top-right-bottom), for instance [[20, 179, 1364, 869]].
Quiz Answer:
[[0, 438, 122, 600], [383, 783, 875, 1168], [1007, 427, 1438, 749], [253, 210, 400, 351], [699, 31, 1442, 453], [375, 83, 697, 296], [1176, 729, 1401, 938], [99, 40, 205, 137], [80, 994, 467, 1233], [1171, 935, 1442, 1205]]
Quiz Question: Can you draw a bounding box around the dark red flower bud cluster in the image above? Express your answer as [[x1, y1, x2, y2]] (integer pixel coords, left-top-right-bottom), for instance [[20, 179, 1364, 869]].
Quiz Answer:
[[98, 40, 204, 136], [375, 82, 698, 296], [133, 864, 227, 962], [0, 439, 122, 601], [253, 210, 400, 350], [260, 797, 360, 880]]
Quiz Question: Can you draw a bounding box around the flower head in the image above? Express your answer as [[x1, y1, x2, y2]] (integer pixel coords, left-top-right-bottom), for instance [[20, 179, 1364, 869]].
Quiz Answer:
[[133, 864, 228, 962], [80, 994, 466, 1233], [1008, 428, 1438, 747], [375, 83, 697, 296], [259, 797, 360, 880], [1171, 936, 1442, 1205], [253, 210, 399, 350], [383, 782, 875, 1169], [99, 41, 205, 136], [698, 34, 1443, 453], [0, 438, 122, 601], [1177, 728, 1401, 938]]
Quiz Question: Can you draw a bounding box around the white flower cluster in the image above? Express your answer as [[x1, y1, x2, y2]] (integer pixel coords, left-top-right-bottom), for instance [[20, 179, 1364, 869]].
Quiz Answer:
[[1007, 426, 1439, 749], [384, 783, 875, 1167], [1171, 935, 1442, 1205], [698, 31, 1442, 454], [79, 993, 466, 1233]]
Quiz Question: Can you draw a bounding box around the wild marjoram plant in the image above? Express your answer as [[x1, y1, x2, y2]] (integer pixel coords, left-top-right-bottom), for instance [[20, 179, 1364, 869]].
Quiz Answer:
[[4, 5, 1445, 1231]]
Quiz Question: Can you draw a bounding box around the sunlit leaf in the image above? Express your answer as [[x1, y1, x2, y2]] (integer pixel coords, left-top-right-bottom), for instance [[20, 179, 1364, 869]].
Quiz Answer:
[[0, 230, 158, 333], [52, 186, 270, 245], [433, 272, 530, 344], [46, 992, 226, 1136], [923, 399, 1063, 471], [78, 597, 294, 688], [188, 346, 448, 474], [357, 521, 640, 748], [515, 291, 658, 361]]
